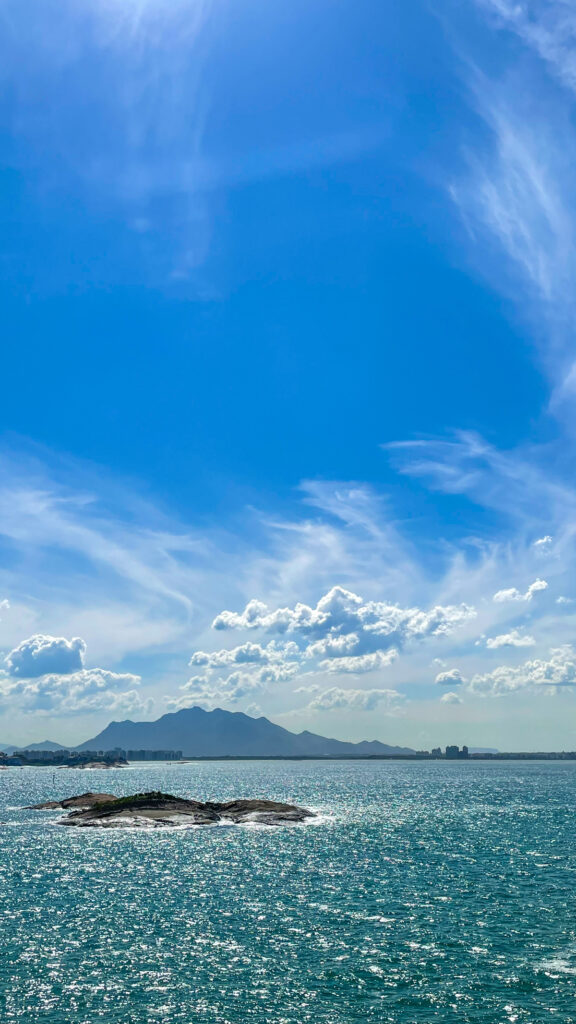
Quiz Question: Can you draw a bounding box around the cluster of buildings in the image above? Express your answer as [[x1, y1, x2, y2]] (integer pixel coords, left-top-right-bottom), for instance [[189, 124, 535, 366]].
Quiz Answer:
[[0, 749, 124, 767], [0, 748, 182, 766], [414, 746, 576, 760], [405, 746, 469, 759]]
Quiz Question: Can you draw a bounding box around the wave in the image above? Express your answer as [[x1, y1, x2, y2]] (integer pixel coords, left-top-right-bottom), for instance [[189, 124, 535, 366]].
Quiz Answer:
[[537, 950, 576, 976]]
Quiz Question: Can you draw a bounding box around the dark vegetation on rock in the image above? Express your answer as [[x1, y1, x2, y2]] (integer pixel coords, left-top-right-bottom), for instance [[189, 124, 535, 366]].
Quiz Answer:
[[26, 792, 117, 810]]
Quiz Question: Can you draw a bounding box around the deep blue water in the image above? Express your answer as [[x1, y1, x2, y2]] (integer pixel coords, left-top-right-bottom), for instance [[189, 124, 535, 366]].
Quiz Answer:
[[1, 760, 576, 1022]]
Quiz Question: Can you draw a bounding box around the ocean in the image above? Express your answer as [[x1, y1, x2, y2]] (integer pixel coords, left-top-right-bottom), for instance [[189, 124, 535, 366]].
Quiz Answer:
[[1, 759, 575, 1022]]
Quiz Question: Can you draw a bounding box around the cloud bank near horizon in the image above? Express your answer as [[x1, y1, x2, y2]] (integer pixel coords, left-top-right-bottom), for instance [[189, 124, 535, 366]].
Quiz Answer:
[[0, 422, 575, 746], [0, 427, 574, 735]]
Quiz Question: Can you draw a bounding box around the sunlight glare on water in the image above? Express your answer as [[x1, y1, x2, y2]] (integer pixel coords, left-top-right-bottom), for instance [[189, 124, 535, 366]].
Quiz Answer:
[[1, 760, 576, 1023]]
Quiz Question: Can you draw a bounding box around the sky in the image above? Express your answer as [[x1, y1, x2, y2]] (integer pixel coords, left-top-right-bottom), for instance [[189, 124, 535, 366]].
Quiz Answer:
[[1, 0, 576, 751]]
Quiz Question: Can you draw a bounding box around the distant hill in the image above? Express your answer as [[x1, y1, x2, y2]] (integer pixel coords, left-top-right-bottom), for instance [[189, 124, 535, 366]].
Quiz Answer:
[[77, 706, 415, 757], [1, 740, 68, 754]]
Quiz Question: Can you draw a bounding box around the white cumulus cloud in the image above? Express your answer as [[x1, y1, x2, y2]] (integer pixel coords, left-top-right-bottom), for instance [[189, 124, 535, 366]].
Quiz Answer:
[[176, 659, 299, 709], [5, 634, 86, 678], [435, 668, 465, 686], [469, 645, 576, 697], [493, 579, 548, 603], [198, 586, 475, 708], [189, 642, 273, 668], [486, 629, 536, 649], [167, 670, 262, 711], [319, 649, 399, 675], [212, 586, 475, 654], [440, 691, 463, 705], [307, 686, 405, 713], [0, 667, 146, 715]]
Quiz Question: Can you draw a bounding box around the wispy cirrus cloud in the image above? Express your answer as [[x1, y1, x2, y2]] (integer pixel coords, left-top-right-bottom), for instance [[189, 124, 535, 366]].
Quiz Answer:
[[448, 1, 576, 400], [0, 0, 215, 282], [450, 74, 576, 312], [386, 431, 576, 535], [476, 0, 576, 93], [0, 0, 385, 288]]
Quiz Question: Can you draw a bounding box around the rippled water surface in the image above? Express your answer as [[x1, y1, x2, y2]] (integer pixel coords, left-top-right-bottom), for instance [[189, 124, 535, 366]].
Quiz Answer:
[[1, 760, 576, 1022]]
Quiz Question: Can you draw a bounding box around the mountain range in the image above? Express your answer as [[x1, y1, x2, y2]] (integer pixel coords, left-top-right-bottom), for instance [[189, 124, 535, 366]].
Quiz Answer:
[[74, 706, 415, 757]]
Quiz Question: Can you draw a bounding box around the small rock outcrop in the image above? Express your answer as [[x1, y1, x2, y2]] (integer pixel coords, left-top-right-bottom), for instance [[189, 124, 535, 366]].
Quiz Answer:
[[56, 791, 314, 827], [69, 761, 125, 770], [26, 792, 117, 810]]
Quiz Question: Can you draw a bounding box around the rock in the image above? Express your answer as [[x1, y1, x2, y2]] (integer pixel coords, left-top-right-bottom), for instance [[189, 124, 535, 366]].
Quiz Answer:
[[202, 799, 316, 824], [58, 791, 315, 828], [69, 761, 125, 769], [26, 792, 117, 810]]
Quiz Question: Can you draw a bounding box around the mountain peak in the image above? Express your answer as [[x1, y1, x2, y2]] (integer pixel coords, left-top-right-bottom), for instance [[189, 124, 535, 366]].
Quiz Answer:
[[77, 707, 414, 758]]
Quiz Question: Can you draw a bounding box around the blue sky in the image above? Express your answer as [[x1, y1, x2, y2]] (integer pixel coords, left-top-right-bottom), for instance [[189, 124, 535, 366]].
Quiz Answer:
[[1, 0, 576, 749]]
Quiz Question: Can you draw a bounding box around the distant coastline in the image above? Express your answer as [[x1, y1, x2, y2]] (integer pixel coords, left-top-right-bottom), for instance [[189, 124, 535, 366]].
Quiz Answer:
[[176, 752, 576, 761], [4, 751, 576, 765], [3, 712, 574, 765]]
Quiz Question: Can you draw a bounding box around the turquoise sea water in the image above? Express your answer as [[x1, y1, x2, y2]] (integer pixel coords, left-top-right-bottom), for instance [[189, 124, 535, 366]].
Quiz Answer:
[[1, 760, 576, 1023]]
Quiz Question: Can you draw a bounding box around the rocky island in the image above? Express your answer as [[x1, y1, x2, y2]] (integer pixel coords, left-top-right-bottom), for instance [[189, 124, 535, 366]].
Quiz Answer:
[[29, 791, 315, 827]]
